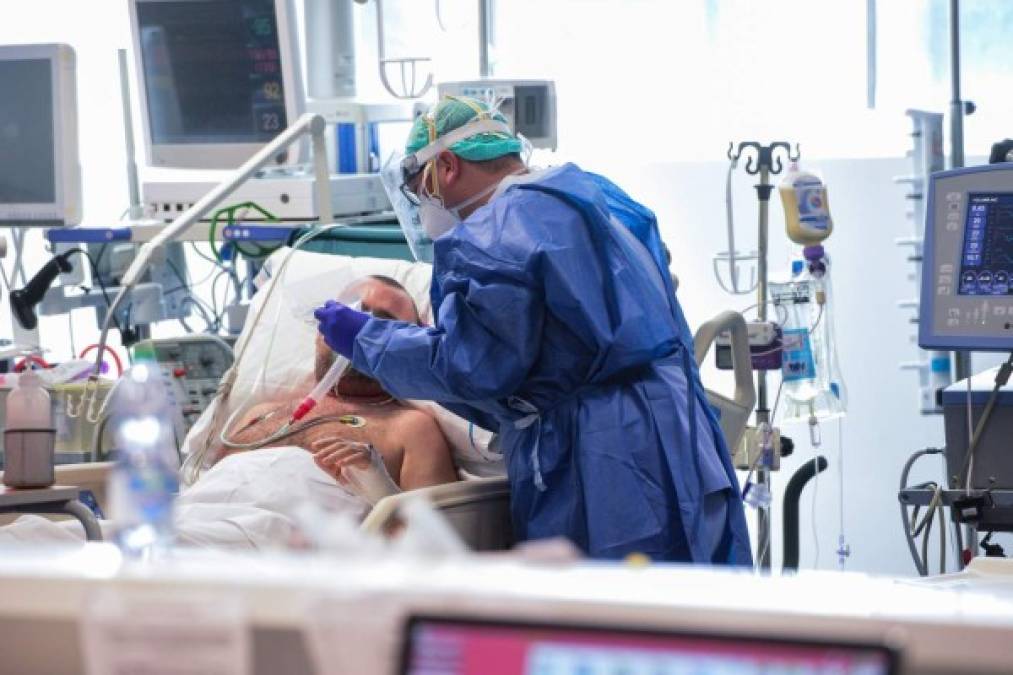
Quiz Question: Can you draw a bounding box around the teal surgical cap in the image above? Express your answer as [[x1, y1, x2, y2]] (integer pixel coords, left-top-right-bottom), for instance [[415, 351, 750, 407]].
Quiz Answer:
[[405, 95, 522, 161]]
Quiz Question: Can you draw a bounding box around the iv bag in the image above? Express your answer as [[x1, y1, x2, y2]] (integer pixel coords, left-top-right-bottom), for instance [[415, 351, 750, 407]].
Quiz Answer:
[[771, 260, 847, 425]]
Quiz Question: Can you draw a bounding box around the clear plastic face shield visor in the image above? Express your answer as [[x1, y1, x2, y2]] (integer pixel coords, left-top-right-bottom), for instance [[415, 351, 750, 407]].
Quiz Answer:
[[379, 117, 516, 262]]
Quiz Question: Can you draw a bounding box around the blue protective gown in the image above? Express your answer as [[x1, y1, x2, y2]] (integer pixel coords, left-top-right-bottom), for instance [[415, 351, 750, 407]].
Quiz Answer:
[[352, 163, 752, 564]]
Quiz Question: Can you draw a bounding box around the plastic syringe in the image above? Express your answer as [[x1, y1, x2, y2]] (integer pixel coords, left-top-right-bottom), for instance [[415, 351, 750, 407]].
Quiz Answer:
[[289, 354, 349, 424]]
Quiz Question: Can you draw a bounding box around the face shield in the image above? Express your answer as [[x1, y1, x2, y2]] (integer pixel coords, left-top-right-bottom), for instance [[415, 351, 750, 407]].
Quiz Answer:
[[380, 151, 432, 263], [381, 117, 516, 262]]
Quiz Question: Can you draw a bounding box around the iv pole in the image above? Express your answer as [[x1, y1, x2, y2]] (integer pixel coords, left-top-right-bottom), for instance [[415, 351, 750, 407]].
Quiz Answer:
[[948, 0, 975, 383], [727, 140, 800, 569], [946, 0, 981, 563], [478, 0, 494, 78]]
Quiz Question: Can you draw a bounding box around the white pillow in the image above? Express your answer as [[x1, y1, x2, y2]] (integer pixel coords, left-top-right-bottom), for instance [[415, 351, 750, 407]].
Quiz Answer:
[[181, 249, 502, 482]]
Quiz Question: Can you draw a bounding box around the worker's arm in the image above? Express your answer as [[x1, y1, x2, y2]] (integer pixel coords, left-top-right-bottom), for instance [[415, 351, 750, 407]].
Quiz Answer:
[[352, 215, 544, 405]]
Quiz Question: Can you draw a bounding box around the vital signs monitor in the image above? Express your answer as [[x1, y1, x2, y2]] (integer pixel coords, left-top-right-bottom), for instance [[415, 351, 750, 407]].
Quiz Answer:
[[128, 0, 304, 169], [0, 43, 81, 226], [920, 163, 1013, 350]]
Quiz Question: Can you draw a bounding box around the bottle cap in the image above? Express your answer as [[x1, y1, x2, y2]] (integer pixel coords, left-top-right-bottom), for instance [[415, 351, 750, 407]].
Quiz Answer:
[[803, 244, 825, 261]]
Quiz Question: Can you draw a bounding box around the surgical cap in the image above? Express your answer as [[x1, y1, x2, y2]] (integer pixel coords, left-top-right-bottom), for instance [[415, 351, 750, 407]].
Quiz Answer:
[[406, 96, 522, 162]]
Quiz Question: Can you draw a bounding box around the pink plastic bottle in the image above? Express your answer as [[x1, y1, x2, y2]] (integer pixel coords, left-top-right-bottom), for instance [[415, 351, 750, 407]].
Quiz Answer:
[[3, 369, 55, 488]]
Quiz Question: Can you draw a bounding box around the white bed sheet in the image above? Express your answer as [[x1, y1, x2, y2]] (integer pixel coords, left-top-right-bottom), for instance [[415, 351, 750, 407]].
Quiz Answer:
[[0, 448, 365, 550]]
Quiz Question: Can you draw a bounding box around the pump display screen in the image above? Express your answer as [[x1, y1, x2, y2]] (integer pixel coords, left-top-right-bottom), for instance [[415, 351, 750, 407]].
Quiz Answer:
[[136, 0, 288, 145], [400, 618, 897, 675], [0, 59, 55, 203], [958, 193, 1013, 296]]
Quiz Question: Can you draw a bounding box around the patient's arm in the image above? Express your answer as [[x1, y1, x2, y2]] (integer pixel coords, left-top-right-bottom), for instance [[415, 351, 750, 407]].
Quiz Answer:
[[220, 399, 458, 491], [312, 410, 458, 494], [393, 410, 458, 491]]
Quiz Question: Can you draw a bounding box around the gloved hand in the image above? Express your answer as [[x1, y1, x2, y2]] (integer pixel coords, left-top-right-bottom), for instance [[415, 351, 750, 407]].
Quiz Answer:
[[311, 438, 400, 505], [314, 300, 370, 358]]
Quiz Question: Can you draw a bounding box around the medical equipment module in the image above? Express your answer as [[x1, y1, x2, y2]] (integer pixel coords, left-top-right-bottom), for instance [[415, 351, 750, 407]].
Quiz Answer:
[[939, 371, 1013, 530], [919, 163, 1013, 350], [132, 335, 234, 430], [715, 320, 782, 371], [36, 239, 194, 330], [143, 173, 389, 223], [128, 0, 305, 170], [0, 43, 81, 226], [131, 0, 393, 223], [899, 163, 1013, 572], [437, 80, 558, 151]]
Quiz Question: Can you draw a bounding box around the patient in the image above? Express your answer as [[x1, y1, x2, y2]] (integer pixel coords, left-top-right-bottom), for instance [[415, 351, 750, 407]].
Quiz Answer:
[[0, 277, 459, 550], [214, 275, 459, 502]]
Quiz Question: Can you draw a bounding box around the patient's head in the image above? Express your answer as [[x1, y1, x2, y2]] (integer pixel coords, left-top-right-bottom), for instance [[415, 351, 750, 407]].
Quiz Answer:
[[315, 275, 421, 398]]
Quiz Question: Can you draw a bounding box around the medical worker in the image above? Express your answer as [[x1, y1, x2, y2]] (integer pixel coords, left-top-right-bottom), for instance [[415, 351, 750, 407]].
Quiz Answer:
[[315, 96, 751, 564]]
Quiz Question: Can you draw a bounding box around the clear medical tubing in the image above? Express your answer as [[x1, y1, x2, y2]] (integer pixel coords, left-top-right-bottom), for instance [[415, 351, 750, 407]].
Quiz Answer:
[[289, 301, 362, 424]]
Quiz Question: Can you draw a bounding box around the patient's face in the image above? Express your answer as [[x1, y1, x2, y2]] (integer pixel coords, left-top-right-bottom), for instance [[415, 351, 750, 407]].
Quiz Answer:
[[314, 279, 420, 397]]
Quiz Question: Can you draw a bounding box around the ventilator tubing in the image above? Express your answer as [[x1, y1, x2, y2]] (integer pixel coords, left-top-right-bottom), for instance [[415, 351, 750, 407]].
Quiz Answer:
[[290, 354, 351, 424], [289, 300, 362, 424]]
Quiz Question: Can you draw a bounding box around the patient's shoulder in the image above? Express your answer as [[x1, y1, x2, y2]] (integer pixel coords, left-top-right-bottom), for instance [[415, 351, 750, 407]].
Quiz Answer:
[[392, 406, 448, 448], [394, 406, 441, 431]]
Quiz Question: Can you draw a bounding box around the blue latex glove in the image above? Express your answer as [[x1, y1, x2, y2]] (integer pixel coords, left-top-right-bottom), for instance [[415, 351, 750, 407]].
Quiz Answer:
[[314, 300, 370, 358]]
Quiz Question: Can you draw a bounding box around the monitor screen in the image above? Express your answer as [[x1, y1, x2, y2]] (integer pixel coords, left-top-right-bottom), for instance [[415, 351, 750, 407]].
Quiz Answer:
[[0, 58, 56, 204], [401, 617, 896, 675], [136, 0, 289, 146], [958, 193, 1013, 296]]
